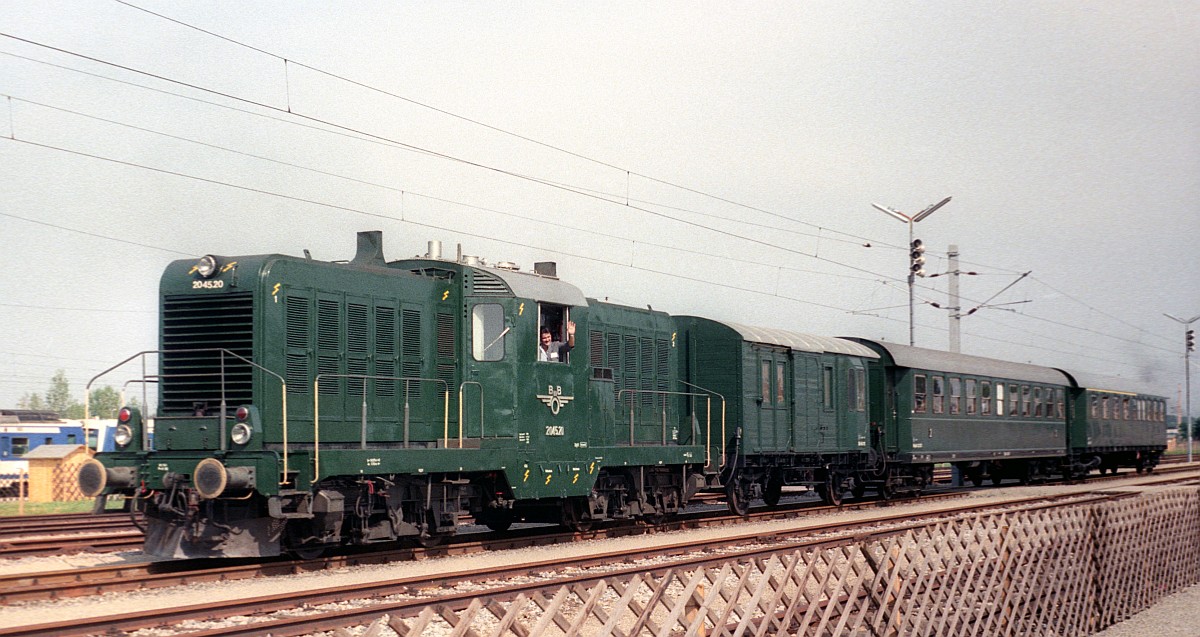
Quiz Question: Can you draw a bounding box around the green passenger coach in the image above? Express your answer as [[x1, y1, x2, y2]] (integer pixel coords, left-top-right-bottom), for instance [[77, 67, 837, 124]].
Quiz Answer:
[[1058, 370, 1166, 474], [849, 339, 1071, 486]]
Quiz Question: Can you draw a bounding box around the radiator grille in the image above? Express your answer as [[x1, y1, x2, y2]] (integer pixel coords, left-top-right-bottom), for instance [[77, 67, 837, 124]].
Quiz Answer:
[[161, 292, 254, 415]]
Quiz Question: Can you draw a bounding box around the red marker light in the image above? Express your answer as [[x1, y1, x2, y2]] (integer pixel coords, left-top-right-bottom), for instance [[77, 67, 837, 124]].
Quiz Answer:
[[235, 406, 250, 422], [118, 408, 132, 423]]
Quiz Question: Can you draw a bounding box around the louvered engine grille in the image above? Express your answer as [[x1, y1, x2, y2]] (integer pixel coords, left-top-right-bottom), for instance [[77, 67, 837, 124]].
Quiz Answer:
[[161, 292, 254, 415], [471, 271, 510, 296]]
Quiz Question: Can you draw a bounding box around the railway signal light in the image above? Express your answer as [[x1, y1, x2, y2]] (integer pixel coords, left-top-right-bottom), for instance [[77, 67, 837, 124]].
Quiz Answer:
[[910, 239, 926, 277], [1188, 329, 1196, 352]]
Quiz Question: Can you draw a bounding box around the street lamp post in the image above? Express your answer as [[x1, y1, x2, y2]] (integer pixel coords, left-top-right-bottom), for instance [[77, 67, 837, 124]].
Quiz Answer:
[[1165, 312, 1199, 463], [871, 197, 952, 346]]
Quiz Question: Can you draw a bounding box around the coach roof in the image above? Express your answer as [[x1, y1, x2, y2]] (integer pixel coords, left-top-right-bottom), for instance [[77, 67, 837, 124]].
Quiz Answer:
[[848, 338, 1067, 385]]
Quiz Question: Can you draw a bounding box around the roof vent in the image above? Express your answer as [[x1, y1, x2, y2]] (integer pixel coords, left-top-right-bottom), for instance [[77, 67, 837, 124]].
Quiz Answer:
[[533, 261, 557, 278], [495, 261, 520, 271], [426, 240, 442, 260]]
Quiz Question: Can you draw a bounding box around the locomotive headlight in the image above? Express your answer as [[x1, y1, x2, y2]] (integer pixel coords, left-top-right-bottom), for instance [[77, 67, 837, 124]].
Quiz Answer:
[[113, 424, 134, 448], [230, 422, 252, 446], [196, 255, 219, 278]]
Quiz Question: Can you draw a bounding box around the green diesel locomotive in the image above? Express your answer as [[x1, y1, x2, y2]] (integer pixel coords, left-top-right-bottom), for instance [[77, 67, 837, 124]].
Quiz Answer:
[[80, 232, 712, 558]]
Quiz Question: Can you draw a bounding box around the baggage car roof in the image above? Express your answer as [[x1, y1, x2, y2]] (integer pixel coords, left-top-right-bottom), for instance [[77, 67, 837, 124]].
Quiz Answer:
[[694, 319, 879, 358]]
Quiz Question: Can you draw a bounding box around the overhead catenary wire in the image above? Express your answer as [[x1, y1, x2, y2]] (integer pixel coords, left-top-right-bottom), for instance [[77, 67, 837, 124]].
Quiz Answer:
[[0, 40, 1155, 345], [0, 26, 1180, 379]]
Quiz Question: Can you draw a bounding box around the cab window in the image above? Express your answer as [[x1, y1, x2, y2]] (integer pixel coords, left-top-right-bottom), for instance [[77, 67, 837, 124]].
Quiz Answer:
[[537, 303, 572, 363], [471, 304, 506, 361]]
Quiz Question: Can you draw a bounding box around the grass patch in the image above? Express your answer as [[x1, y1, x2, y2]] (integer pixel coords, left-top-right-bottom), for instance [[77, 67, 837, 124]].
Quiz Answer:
[[0, 497, 127, 517]]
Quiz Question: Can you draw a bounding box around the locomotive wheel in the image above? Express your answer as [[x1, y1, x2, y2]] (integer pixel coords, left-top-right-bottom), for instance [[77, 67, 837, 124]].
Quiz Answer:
[[725, 478, 750, 517], [563, 498, 594, 532], [416, 532, 447, 548], [762, 473, 783, 507], [289, 544, 326, 560], [851, 480, 867, 500], [877, 480, 894, 501], [481, 512, 514, 532]]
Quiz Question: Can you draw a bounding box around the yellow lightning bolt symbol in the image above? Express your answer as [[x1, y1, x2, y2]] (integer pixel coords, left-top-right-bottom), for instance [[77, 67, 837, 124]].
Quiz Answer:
[[442, 290, 450, 301], [272, 283, 281, 296], [519, 302, 525, 316], [523, 469, 530, 482], [672, 332, 677, 347], [545, 474, 553, 485], [188, 266, 198, 275], [572, 473, 579, 484], [589, 462, 595, 474], [221, 261, 238, 273]]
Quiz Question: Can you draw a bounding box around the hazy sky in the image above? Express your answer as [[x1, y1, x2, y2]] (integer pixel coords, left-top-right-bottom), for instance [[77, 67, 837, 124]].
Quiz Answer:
[[1, 1, 1197, 412]]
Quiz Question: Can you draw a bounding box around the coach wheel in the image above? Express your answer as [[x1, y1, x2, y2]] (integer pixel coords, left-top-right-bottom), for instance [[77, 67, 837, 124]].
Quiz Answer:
[[817, 473, 844, 507], [725, 476, 750, 517], [762, 472, 783, 507], [877, 479, 895, 501]]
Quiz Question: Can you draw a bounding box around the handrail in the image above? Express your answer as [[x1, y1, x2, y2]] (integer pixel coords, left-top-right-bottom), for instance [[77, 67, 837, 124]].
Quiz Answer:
[[458, 381, 485, 445], [120, 378, 159, 452], [680, 380, 727, 470], [313, 374, 448, 484], [616, 388, 714, 454], [84, 348, 289, 483]]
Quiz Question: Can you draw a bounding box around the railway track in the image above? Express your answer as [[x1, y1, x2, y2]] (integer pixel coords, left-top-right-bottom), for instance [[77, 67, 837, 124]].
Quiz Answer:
[[7, 470, 1198, 637], [0, 458, 1185, 561], [0, 488, 966, 604]]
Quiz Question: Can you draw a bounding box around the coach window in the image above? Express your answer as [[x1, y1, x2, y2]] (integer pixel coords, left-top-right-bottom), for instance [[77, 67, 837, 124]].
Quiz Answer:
[[761, 360, 772, 405], [994, 383, 1004, 417], [931, 376, 945, 414], [855, 368, 866, 411], [1055, 389, 1065, 419], [1090, 395, 1099, 418], [471, 304, 506, 362], [1033, 387, 1043, 417], [1008, 385, 1019, 416], [1101, 396, 1109, 419], [913, 374, 928, 413], [1021, 385, 1032, 417], [822, 365, 834, 410], [776, 362, 786, 404], [981, 381, 992, 415], [948, 378, 961, 415], [12, 437, 28, 456], [966, 379, 977, 415], [1122, 398, 1131, 420]]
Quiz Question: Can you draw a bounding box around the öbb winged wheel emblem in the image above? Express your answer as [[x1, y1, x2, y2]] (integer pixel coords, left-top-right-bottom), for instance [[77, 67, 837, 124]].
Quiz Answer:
[[536, 385, 574, 415]]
